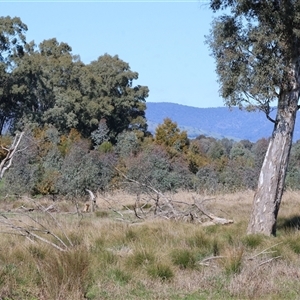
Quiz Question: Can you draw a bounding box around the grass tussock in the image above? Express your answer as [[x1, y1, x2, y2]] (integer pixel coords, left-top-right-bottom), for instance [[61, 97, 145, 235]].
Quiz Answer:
[[221, 246, 244, 275], [170, 248, 197, 270], [0, 190, 300, 299]]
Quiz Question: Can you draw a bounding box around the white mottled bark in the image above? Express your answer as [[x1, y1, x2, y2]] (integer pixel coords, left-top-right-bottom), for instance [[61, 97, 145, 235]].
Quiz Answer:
[[247, 60, 300, 236]]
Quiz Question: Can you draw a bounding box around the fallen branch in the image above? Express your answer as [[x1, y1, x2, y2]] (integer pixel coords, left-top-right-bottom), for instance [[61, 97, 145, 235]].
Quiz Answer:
[[115, 167, 177, 215], [0, 195, 75, 251], [199, 256, 226, 266], [259, 256, 282, 267], [248, 242, 283, 261], [28, 197, 73, 248], [194, 198, 233, 225], [0, 131, 24, 179], [0, 214, 68, 252], [113, 168, 234, 225]]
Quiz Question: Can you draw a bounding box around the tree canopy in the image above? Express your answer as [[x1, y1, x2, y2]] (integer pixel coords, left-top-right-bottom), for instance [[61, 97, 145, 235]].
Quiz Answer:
[[207, 0, 300, 117], [0, 16, 27, 133], [0, 17, 149, 142]]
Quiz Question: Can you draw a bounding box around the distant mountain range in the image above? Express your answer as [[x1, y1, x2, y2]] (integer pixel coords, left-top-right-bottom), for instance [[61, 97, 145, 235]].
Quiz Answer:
[[145, 102, 300, 142]]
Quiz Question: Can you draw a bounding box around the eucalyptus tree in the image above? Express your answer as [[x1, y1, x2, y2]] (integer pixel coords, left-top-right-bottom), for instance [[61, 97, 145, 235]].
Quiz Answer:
[[0, 16, 27, 134], [11, 38, 82, 132], [13, 46, 149, 141], [82, 54, 149, 141], [207, 0, 300, 235]]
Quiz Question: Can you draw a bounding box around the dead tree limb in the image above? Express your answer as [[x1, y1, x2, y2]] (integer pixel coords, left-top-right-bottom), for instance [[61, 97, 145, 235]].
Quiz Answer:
[[0, 213, 68, 252], [114, 168, 234, 225], [258, 256, 282, 267], [194, 198, 233, 225], [115, 167, 177, 215], [248, 242, 283, 261], [0, 131, 24, 179]]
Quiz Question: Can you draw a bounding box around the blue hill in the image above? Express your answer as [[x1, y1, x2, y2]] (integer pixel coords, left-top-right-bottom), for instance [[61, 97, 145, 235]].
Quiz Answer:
[[145, 102, 300, 142]]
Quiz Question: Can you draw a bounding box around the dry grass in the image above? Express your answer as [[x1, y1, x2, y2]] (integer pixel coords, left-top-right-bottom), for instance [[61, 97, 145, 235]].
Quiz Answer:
[[0, 190, 299, 299]]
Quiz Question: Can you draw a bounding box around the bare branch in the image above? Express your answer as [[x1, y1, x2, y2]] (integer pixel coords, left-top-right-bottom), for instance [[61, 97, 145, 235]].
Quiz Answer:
[[115, 167, 177, 215], [248, 242, 283, 260], [0, 131, 24, 179], [193, 198, 233, 225], [258, 256, 281, 267]]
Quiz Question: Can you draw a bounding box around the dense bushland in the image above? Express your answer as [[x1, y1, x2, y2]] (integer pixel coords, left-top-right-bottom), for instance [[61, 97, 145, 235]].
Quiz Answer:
[[2, 118, 300, 198]]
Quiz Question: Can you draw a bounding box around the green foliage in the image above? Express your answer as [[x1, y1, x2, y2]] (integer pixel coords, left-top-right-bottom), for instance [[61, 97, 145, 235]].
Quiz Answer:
[[91, 118, 109, 147], [207, 1, 300, 112], [230, 142, 253, 162], [186, 140, 210, 174], [0, 16, 27, 65], [155, 118, 189, 156], [124, 145, 192, 194], [12, 38, 78, 133], [85, 54, 149, 141], [108, 268, 131, 284], [98, 141, 113, 153], [3, 128, 116, 197], [3, 131, 40, 195], [0, 16, 27, 134], [196, 165, 220, 193], [286, 140, 300, 189], [4, 126, 298, 197], [57, 140, 116, 196], [251, 138, 269, 174], [208, 141, 226, 160], [115, 131, 140, 158], [3, 29, 149, 142]]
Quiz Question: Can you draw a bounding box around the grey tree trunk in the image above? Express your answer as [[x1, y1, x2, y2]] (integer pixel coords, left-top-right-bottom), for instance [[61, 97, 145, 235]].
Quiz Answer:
[[247, 68, 300, 235]]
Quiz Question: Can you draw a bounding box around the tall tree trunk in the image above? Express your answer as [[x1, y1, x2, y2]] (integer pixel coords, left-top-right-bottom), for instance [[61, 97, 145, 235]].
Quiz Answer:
[[247, 85, 300, 236]]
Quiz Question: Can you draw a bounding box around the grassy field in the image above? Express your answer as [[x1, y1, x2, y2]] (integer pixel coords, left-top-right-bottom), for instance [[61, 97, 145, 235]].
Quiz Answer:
[[0, 190, 300, 299]]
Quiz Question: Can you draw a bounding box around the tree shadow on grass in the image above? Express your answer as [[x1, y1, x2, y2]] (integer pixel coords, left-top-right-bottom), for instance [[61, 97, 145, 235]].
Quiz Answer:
[[278, 216, 300, 231]]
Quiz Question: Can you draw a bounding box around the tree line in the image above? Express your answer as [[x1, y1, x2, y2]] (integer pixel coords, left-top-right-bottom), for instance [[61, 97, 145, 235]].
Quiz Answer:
[[0, 16, 294, 199], [2, 118, 300, 199]]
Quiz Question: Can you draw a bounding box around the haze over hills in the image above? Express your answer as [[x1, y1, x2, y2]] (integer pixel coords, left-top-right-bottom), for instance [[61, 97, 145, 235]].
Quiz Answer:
[[145, 102, 300, 142]]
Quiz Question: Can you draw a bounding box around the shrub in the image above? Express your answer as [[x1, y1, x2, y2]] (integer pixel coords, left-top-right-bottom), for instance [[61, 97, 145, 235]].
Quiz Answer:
[[57, 141, 116, 196], [125, 145, 192, 194]]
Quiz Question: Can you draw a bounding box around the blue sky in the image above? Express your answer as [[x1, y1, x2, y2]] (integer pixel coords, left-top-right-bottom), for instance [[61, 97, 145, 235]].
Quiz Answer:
[[2, 1, 224, 108]]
